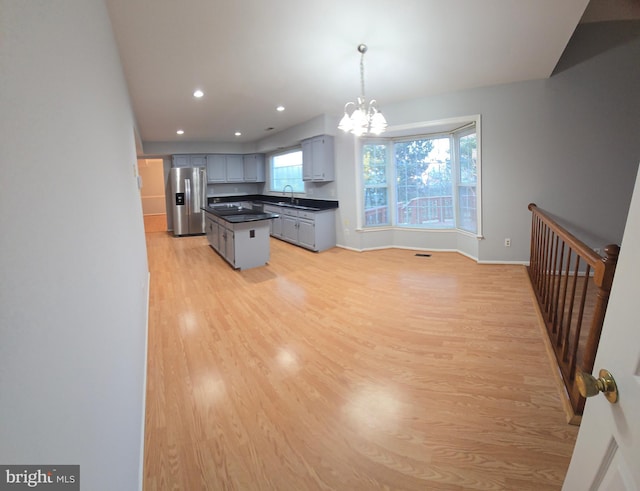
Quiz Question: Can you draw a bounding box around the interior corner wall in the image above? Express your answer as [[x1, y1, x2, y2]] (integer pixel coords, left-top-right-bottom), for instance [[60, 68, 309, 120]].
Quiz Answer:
[[333, 21, 640, 262], [0, 1, 148, 490]]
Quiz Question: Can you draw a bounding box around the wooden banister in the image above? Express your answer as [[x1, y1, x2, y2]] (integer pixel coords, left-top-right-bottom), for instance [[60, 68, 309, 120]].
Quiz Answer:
[[527, 203, 619, 423]]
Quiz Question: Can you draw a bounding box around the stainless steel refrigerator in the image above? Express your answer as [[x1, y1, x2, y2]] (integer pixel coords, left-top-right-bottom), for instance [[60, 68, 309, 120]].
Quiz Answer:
[[170, 166, 207, 236]]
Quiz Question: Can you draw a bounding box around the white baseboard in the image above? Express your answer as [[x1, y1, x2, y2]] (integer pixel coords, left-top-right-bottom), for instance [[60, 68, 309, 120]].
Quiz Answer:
[[139, 271, 150, 491]]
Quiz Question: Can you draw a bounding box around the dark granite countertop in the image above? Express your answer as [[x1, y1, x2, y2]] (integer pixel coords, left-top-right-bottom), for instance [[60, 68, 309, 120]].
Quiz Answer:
[[202, 206, 278, 224], [206, 194, 339, 211]]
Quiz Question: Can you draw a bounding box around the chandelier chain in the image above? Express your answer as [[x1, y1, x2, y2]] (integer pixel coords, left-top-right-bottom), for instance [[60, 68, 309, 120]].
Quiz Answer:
[[360, 51, 366, 100]]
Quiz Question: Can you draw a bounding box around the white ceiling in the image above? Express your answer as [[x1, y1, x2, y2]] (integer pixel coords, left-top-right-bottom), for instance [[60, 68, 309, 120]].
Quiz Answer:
[[106, 0, 594, 145]]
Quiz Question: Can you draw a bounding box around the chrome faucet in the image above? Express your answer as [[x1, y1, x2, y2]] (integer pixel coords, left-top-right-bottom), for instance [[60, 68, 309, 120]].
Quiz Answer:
[[283, 184, 294, 204]]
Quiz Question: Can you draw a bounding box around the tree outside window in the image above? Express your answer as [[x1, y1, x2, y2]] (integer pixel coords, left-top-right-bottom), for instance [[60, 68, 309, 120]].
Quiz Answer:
[[363, 143, 389, 226], [361, 123, 478, 234]]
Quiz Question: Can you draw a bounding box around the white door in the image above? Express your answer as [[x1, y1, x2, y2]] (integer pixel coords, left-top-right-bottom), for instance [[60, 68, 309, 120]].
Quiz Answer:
[[563, 165, 640, 491]]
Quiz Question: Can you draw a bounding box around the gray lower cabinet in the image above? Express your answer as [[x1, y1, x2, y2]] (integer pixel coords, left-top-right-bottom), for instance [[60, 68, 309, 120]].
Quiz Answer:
[[264, 205, 282, 237], [297, 217, 316, 249], [223, 226, 235, 266], [264, 205, 335, 252], [281, 210, 298, 242], [205, 212, 271, 269], [205, 214, 219, 250]]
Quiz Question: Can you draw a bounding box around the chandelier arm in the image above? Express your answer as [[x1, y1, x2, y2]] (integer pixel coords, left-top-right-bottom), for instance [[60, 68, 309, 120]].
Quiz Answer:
[[343, 101, 356, 115]]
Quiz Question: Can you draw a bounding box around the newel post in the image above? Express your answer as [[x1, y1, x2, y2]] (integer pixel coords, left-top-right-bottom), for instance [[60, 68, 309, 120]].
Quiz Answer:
[[581, 244, 620, 375]]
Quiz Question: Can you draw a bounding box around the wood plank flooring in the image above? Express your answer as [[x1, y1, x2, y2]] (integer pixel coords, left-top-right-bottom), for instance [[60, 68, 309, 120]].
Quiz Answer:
[[143, 232, 578, 491], [143, 214, 167, 233]]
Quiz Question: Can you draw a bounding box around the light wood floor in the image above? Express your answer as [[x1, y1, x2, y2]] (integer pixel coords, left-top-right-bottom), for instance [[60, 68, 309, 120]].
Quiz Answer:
[[143, 232, 578, 491], [144, 214, 168, 233]]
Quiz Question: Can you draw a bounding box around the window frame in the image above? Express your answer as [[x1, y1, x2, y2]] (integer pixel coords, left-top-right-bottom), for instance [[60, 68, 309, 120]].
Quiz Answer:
[[268, 146, 305, 194], [357, 116, 482, 237], [362, 141, 392, 227]]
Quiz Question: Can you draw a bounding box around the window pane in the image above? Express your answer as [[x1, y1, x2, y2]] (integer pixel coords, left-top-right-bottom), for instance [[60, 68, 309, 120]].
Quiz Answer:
[[459, 133, 477, 185], [395, 137, 453, 228], [363, 144, 389, 226], [363, 144, 387, 185], [364, 188, 388, 226], [458, 185, 477, 233], [271, 150, 304, 192], [457, 132, 477, 233]]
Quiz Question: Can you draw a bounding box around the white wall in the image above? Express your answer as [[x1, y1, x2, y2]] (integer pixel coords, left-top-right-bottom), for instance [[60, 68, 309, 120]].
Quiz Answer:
[[0, 1, 148, 490]]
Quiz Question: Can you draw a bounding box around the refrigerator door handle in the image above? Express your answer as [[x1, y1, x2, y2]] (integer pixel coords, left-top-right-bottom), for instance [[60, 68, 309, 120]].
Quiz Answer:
[[192, 171, 201, 212], [184, 179, 191, 216]]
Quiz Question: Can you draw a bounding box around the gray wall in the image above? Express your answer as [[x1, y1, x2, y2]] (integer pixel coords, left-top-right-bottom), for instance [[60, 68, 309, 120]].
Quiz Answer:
[[0, 1, 149, 490], [334, 21, 640, 261], [140, 22, 640, 263]]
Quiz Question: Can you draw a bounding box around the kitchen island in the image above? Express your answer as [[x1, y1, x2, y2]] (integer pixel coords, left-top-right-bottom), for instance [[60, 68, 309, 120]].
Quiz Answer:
[[202, 205, 278, 270]]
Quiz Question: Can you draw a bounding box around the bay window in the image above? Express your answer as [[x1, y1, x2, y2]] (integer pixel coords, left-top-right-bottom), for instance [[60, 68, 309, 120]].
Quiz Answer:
[[361, 121, 479, 234]]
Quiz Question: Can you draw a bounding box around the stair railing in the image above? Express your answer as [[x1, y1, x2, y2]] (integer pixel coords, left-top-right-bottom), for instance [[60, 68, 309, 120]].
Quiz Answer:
[[527, 203, 619, 422]]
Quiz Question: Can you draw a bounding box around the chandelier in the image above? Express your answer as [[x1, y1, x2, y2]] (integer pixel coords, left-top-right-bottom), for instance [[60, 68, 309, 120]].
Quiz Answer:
[[338, 44, 388, 136]]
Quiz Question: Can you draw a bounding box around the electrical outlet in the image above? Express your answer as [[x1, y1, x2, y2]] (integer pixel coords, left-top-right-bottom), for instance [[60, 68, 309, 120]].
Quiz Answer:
[[504, 238, 511, 247]]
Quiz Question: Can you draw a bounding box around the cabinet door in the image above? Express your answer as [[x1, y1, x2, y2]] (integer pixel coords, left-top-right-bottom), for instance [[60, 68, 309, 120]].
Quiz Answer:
[[301, 139, 313, 181], [226, 155, 244, 182], [211, 219, 219, 250], [301, 136, 334, 182], [313, 136, 334, 181], [172, 155, 190, 167], [242, 154, 265, 182], [263, 205, 281, 237], [271, 215, 282, 237], [206, 155, 227, 182], [226, 228, 235, 267], [217, 223, 225, 254], [282, 215, 298, 242], [297, 218, 316, 250], [243, 154, 258, 182], [205, 216, 215, 247], [191, 155, 206, 167], [311, 138, 326, 180]]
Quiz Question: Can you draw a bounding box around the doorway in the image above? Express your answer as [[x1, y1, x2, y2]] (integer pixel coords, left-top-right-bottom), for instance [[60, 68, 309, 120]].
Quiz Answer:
[[138, 158, 167, 232]]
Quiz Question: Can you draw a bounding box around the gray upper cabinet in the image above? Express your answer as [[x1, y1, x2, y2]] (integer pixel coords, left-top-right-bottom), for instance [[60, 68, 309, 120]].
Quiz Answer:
[[199, 154, 265, 183], [225, 155, 244, 182], [190, 155, 206, 167], [206, 155, 227, 182], [173, 154, 206, 168], [302, 135, 334, 182], [243, 154, 265, 182]]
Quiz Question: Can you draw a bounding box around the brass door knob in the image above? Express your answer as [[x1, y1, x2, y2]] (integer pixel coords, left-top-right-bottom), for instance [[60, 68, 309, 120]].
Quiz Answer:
[[576, 369, 618, 403]]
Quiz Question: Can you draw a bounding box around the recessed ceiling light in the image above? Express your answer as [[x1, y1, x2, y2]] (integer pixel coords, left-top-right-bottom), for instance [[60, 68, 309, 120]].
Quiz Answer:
[[276, 105, 285, 112], [234, 131, 242, 137], [193, 89, 204, 98], [176, 129, 185, 135]]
